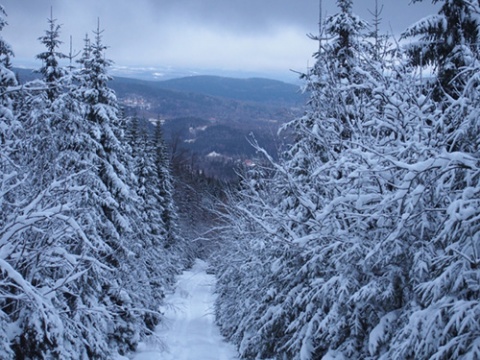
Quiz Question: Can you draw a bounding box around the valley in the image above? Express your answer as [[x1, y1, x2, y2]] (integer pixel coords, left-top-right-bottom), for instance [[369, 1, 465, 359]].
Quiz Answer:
[[112, 74, 306, 180], [14, 67, 306, 180]]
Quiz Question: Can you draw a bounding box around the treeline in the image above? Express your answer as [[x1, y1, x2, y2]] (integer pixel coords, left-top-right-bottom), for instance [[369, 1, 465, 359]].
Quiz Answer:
[[0, 7, 188, 359], [215, 1, 480, 359]]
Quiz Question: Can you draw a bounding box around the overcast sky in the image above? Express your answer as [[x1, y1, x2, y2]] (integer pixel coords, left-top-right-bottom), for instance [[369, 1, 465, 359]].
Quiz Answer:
[[1, 0, 438, 80]]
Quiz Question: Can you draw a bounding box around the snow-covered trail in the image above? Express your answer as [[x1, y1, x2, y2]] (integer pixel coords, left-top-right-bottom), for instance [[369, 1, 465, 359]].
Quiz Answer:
[[132, 259, 238, 360]]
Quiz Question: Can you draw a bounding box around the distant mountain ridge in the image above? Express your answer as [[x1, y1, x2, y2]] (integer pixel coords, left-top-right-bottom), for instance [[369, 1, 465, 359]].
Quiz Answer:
[[12, 67, 303, 125], [13, 67, 304, 106], [12, 67, 305, 180], [152, 75, 304, 106]]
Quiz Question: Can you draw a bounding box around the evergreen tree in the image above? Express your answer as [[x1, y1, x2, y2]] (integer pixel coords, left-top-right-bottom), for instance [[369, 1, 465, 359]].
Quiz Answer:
[[36, 8, 67, 102], [0, 5, 12, 70], [214, 2, 384, 356], [72, 23, 150, 355], [126, 117, 179, 330], [0, 4, 16, 148], [384, 56, 480, 360], [0, 7, 17, 357], [153, 120, 180, 250], [18, 10, 69, 189], [216, 1, 480, 359], [0, 5, 192, 357], [5, 13, 109, 359], [74, 22, 132, 269], [402, 0, 480, 99], [0, 8, 111, 358]]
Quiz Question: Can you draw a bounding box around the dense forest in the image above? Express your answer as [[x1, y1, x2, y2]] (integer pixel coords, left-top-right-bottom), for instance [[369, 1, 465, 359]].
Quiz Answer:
[[213, 0, 480, 359], [0, 6, 192, 359], [1, 0, 480, 359]]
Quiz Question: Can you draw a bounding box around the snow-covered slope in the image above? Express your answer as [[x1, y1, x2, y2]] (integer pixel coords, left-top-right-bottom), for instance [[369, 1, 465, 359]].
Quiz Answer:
[[131, 260, 238, 360]]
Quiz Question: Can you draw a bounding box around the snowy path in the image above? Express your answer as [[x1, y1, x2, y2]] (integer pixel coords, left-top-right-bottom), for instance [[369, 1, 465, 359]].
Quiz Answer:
[[131, 259, 238, 360]]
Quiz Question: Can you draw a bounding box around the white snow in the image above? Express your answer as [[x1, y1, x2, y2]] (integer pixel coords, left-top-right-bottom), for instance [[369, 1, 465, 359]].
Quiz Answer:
[[131, 259, 238, 360], [207, 151, 222, 158]]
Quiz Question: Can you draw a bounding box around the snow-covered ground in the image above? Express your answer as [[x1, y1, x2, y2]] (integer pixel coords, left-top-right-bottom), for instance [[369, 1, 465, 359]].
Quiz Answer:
[[131, 259, 238, 360]]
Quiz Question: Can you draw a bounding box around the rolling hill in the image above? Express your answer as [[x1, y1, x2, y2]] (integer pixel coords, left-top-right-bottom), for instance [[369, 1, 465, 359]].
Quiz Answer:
[[13, 67, 305, 179], [149, 75, 305, 106]]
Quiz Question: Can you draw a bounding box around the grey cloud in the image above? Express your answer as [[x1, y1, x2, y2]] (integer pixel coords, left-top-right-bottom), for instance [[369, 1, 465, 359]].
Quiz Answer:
[[157, 0, 438, 34], [157, 0, 316, 32], [0, 0, 440, 77], [2, 0, 438, 34]]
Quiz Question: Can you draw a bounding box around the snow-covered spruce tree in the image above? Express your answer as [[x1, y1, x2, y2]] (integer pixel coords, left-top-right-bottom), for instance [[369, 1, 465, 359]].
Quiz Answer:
[[0, 3, 16, 155], [215, 161, 286, 358], [300, 48, 476, 359], [3, 170, 107, 359], [217, 1, 480, 358], [256, 4, 400, 357], [218, 1, 474, 358], [3, 13, 116, 358], [71, 24, 155, 355], [72, 23, 186, 356], [126, 117, 182, 331], [0, 8, 182, 358], [7, 15, 69, 358], [0, 5, 12, 72], [217, 2, 392, 358], [382, 56, 480, 360], [340, 61, 441, 359], [0, 6, 19, 358], [215, 2, 375, 358], [153, 119, 182, 255], [402, 0, 480, 100], [19, 27, 112, 358], [36, 9, 67, 101], [0, 9, 110, 359], [16, 11, 68, 190]]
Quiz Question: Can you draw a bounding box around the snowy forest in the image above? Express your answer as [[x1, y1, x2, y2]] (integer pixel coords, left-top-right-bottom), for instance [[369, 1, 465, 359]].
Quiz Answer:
[[0, 4, 192, 359], [213, 0, 480, 359], [0, 0, 479, 359]]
